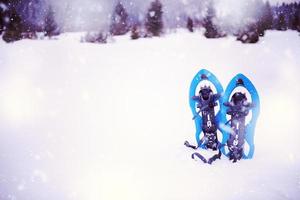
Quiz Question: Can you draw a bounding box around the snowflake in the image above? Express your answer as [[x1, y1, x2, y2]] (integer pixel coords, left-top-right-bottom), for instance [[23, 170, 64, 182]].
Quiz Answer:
[[17, 183, 25, 191], [150, 11, 155, 17], [4, 16, 10, 24]]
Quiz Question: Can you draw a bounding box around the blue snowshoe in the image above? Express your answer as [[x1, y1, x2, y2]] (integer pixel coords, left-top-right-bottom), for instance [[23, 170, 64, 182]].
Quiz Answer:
[[221, 74, 260, 162], [184, 69, 225, 164]]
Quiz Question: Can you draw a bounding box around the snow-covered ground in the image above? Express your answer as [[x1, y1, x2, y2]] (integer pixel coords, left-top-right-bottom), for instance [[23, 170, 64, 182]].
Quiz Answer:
[[0, 30, 300, 200]]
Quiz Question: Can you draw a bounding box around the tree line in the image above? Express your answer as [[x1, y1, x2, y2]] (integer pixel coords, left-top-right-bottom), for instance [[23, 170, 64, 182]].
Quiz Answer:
[[1, 0, 300, 43], [0, 0, 59, 42]]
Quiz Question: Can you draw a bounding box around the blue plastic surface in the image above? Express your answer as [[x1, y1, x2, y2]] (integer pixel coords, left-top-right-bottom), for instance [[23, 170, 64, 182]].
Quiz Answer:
[[189, 69, 225, 148], [221, 74, 260, 159]]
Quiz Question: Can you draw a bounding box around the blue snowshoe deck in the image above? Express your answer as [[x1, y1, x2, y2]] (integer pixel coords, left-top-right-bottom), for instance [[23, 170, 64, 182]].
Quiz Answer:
[[220, 74, 260, 159], [189, 69, 224, 149]]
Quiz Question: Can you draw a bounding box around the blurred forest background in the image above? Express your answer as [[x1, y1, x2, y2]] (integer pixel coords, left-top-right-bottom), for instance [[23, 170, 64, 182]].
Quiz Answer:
[[0, 0, 300, 43]]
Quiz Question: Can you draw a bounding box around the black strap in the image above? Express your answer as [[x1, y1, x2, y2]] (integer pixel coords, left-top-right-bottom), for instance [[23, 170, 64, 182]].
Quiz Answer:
[[191, 152, 207, 163], [184, 135, 207, 150], [207, 150, 222, 164], [228, 147, 243, 163], [225, 118, 232, 125], [191, 150, 221, 164], [185, 140, 225, 164], [184, 140, 197, 149]]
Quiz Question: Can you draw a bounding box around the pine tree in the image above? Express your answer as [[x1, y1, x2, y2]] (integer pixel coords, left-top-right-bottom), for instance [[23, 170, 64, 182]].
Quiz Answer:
[[131, 23, 140, 39], [21, 0, 44, 33], [295, 5, 300, 31], [261, 1, 273, 31], [203, 2, 223, 38], [44, 5, 59, 37], [145, 0, 163, 37], [253, 0, 272, 37], [0, 0, 9, 34], [290, 3, 299, 30], [272, 4, 279, 30], [187, 17, 193, 32], [110, 1, 129, 36], [2, 6, 24, 43], [272, 3, 287, 31], [277, 11, 287, 30], [19, 0, 41, 39]]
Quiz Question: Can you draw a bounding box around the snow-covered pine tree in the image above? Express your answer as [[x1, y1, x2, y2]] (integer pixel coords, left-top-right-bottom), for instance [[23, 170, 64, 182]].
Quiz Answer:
[[21, 0, 41, 31], [203, 1, 223, 38], [145, 0, 163, 37], [110, 1, 129, 36], [257, 0, 273, 35], [44, 5, 59, 37], [19, 0, 39, 39]]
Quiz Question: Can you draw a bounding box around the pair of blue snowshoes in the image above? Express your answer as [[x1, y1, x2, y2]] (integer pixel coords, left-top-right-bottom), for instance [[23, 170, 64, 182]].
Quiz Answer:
[[184, 69, 260, 164]]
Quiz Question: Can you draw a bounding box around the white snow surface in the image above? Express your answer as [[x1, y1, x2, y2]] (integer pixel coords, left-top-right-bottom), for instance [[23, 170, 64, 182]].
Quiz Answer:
[[0, 30, 300, 200]]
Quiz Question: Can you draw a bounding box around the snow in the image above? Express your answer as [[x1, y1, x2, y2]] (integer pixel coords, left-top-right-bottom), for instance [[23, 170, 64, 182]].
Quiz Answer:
[[0, 30, 300, 200], [149, 11, 155, 17]]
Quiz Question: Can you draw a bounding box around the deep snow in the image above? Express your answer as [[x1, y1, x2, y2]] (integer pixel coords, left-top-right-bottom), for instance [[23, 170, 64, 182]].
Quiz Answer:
[[0, 30, 300, 200]]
